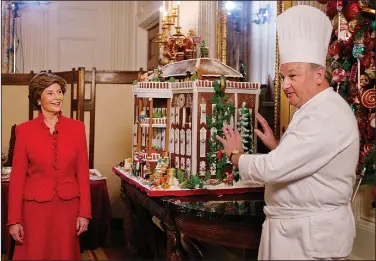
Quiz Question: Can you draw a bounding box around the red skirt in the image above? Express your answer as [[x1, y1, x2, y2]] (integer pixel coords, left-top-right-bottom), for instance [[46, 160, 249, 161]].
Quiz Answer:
[[13, 195, 81, 260]]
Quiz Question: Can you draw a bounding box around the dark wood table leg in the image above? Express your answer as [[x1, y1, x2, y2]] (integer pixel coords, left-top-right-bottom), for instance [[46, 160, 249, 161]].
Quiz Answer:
[[121, 191, 139, 259], [166, 226, 186, 261]]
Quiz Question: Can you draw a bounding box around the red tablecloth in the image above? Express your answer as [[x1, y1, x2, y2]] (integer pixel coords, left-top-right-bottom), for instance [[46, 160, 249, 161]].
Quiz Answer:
[[1, 179, 111, 255]]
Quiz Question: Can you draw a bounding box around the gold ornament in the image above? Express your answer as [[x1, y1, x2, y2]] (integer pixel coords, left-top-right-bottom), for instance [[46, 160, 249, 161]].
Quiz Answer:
[[348, 20, 357, 33], [332, 14, 348, 33], [360, 74, 371, 87]]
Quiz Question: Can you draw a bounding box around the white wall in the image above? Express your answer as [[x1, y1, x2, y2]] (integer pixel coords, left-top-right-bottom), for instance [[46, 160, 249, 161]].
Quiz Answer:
[[16, 1, 141, 72], [178, 1, 199, 35]]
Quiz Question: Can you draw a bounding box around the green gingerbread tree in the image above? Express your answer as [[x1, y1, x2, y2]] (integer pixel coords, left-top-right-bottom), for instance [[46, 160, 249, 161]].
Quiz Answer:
[[239, 102, 254, 154]]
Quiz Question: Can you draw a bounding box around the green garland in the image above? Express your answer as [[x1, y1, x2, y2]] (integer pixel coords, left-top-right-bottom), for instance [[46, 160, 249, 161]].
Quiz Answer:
[[207, 76, 236, 180]]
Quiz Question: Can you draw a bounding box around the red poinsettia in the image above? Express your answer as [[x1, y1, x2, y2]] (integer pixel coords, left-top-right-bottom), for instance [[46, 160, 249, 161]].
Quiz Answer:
[[216, 148, 224, 159]]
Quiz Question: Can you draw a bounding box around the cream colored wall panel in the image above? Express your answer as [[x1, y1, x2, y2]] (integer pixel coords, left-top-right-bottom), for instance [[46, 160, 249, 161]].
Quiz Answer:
[[351, 185, 375, 260], [94, 84, 134, 218], [1, 86, 29, 154], [350, 225, 375, 260], [359, 186, 375, 223]]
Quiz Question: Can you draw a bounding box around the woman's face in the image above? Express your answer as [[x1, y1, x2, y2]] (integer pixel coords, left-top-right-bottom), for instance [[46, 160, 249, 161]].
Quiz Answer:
[[39, 83, 64, 113]]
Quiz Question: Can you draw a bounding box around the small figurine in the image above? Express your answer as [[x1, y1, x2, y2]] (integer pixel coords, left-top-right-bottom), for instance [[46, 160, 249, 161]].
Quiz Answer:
[[133, 153, 142, 176], [138, 111, 147, 122], [223, 172, 234, 186], [239, 61, 246, 82]]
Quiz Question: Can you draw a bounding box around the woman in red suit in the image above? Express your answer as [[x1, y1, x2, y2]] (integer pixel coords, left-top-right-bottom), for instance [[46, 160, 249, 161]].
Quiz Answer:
[[8, 72, 92, 260]]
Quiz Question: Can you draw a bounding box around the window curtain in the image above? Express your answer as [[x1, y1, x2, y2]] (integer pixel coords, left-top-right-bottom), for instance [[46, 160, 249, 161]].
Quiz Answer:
[[2, 1, 15, 73], [247, 1, 277, 85]]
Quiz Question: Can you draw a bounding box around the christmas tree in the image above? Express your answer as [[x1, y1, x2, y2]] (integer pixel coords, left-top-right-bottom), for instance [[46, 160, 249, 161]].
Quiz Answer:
[[207, 76, 236, 180], [322, 0, 375, 186], [239, 102, 254, 154]]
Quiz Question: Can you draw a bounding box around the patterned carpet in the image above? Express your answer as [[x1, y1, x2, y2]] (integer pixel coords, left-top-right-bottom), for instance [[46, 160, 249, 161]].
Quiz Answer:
[[2, 248, 108, 260]]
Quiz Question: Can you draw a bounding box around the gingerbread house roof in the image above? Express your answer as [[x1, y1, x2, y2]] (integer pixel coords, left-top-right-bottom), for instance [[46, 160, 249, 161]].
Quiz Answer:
[[160, 58, 243, 78]]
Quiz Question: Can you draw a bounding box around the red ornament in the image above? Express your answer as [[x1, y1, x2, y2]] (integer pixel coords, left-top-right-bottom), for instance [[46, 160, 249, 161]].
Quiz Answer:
[[328, 40, 342, 57], [349, 64, 357, 82], [326, 0, 338, 19], [216, 148, 223, 159], [368, 39, 375, 52], [344, 1, 361, 21], [342, 36, 354, 55], [333, 68, 347, 83], [337, 0, 343, 10], [364, 143, 374, 154], [360, 53, 372, 68], [361, 89, 376, 109]]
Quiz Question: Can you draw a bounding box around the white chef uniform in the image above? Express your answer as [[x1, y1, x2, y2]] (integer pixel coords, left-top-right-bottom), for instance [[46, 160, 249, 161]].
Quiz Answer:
[[238, 5, 360, 260]]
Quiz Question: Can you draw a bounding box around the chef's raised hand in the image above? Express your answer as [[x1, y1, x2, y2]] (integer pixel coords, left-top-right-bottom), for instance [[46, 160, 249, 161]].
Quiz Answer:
[[254, 113, 278, 150], [216, 124, 243, 158]]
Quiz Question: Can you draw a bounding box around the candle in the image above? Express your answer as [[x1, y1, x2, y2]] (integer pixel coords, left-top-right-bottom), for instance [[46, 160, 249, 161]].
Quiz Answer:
[[177, 1, 181, 27], [159, 5, 163, 32]]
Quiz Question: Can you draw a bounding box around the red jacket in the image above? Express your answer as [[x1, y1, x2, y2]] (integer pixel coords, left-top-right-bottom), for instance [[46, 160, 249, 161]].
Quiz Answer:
[[8, 113, 92, 225]]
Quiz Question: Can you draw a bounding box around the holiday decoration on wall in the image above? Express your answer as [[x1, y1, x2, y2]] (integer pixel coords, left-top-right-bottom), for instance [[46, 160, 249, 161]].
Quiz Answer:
[[323, 0, 376, 188]]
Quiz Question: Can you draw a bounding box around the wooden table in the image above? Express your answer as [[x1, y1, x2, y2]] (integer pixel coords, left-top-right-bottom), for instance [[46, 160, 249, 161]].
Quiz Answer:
[[1, 179, 112, 258], [116, 174, 265, 261]]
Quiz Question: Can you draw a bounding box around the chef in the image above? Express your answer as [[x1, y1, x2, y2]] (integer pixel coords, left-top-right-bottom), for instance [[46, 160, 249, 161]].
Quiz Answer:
[[217, 5, 359, 260]]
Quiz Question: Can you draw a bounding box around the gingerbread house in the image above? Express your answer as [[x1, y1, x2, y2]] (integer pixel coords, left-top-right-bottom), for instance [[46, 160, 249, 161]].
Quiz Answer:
[[132, 58, 261, 177]]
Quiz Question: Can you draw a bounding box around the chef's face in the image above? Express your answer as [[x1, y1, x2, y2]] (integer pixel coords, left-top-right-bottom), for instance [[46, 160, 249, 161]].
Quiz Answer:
[[280, 63, 325, 108], [39, 83, 64, 113]]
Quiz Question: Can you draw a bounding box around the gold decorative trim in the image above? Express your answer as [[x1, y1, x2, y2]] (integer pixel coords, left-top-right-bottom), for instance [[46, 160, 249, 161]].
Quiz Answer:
[[361, 7, 375, 14], [273, 1, 283, 138], [216, 1, 227, 64]]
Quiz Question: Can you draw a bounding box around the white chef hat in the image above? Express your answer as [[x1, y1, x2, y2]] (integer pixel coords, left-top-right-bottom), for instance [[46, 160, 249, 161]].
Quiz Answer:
[[276, 5, 333, 67]]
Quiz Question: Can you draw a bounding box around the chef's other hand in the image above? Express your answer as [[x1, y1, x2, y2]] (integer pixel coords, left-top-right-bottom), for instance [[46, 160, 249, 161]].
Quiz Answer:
[[254, 113, 278, 150]]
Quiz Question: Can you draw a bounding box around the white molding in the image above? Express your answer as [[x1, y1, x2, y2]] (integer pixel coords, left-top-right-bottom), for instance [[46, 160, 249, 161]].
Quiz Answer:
[[254, 92, 260, 152], [134, 91, 172, 99], [138, 10, 159, 30], [191, 88, 198, 176], [197, 87, 261, 95]]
